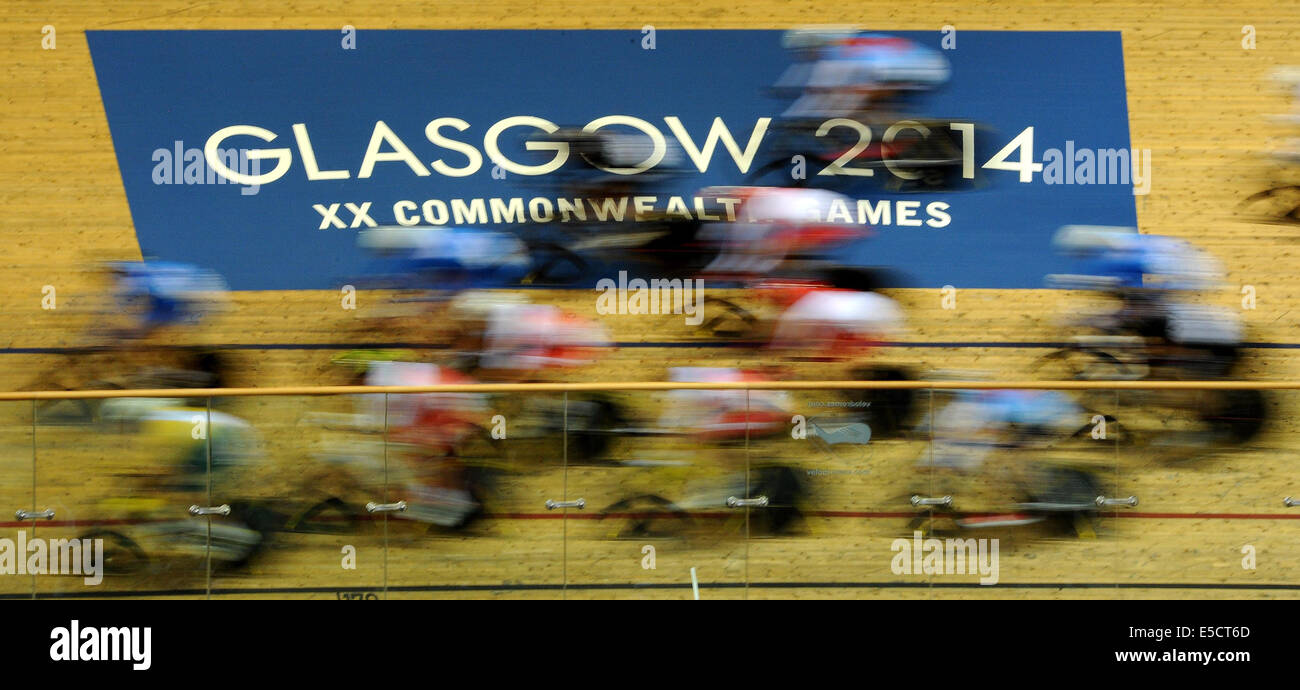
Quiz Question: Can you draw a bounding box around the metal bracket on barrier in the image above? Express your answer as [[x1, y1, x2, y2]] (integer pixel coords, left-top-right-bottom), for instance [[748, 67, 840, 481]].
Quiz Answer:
[[726, 496, 768, 508], [1095, 496, 1138, 508], [188, 504, 231, 517], [910, 495, 953, 508], [15, 509, 54, 520], [545, 499, 585, 510], [365, 501, 407, 514]]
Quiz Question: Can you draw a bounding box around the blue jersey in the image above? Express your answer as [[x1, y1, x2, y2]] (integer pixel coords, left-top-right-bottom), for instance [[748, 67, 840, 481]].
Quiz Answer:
[[1063, 233, 1221, 290], [360, 227, 532, 289], [111, 262, 227, 327], [979, 390, 1081, 427]]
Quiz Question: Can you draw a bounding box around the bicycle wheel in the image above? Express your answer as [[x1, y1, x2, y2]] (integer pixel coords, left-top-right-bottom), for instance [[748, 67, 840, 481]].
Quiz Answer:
[[285, 497, 362, 534], [521, 242, 588, 285], [79, 529, 150, 575], [1238, 185, 1300, 224], [1200, 388, 1267, 445], [453, 426, 512, 473], [566, 394, 628, 464], [29, 377, 125, 426], [697, 297, 760, 340], [845, 366, 916, 438], [1031, 347, 1137, 381], [880, 126, 967, 193], [744, 154, 812, 188], [748, 464, 805, 535], [597, 494, 693, 539]]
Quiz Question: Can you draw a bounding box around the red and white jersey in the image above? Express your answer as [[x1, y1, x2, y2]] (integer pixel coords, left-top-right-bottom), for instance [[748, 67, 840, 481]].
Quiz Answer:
[[362, 361, 487, 444], [659, 367, 792, 440], [770, 288, 905, 357], [480, 303, 612, 372], [701, 187, 867, 277]]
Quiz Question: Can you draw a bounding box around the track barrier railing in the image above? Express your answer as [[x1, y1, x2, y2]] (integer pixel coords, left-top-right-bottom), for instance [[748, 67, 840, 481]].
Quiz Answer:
[[0, 378, 1295, 400], [0, 376, 1291, 597]]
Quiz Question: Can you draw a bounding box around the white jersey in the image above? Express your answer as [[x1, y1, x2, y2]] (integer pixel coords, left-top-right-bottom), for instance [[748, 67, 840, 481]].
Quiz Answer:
[[1164, 303, 1242, 346], [1135, 236, 1224, 291], [771, 289, 905, 349]]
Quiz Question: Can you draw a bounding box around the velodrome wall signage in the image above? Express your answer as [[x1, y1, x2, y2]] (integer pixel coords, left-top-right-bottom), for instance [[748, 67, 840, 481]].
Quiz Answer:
[[87, 30, 1138, 289]]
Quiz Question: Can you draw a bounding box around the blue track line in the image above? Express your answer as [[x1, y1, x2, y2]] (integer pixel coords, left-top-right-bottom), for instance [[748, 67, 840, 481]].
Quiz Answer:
[[2, 341, 1300, 355]]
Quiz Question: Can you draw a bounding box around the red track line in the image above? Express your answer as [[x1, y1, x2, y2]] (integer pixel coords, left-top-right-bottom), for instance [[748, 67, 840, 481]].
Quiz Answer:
[[1114, 511, 1300, 520], [0, 518, 162, 529]]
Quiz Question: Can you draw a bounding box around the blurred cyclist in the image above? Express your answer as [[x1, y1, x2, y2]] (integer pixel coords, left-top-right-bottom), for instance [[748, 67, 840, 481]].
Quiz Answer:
[[768, 267, 905, 360], [657, 366, 794, 441], [107, 261, 229, 340], [370, 360, 493, 528], [447, 291, 612, 379], [100, 399, 268, 565], [1268, 66, 1300, 162], [527, 127, 688, 203], [921, 389, 1084, 472], [775, 27, 951, 122], [697, 186, 869, 279], [1047, 226, 1238, 377], [357, 226, 532, 293], [1046, 226, 1263, 446]]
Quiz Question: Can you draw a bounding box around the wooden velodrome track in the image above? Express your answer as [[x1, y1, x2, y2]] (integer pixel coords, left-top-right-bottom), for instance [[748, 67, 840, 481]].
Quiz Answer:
[[2, 1, 1300, 599]]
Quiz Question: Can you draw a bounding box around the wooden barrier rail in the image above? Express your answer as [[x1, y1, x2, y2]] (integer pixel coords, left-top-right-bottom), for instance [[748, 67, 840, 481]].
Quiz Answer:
[[0, 379, 1296, 400]]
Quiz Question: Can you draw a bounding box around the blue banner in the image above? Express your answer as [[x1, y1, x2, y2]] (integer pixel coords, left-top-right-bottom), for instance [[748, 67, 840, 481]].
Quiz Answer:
[[87, 29, 1137, 289]]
